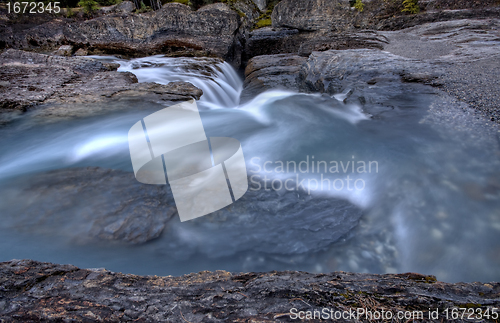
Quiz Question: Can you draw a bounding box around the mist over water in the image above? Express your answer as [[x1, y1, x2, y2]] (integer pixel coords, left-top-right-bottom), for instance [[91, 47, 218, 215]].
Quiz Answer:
[[0, 56, 499, 282]]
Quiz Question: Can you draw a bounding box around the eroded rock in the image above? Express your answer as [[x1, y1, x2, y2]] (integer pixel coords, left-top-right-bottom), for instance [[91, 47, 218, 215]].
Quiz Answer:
[[244, 18, 500, 122], [0, 49, 202, 120], [271, 0, 352, 31], [0, 259, 499, 322], [241, 54, 307, 102], [0, 3, 243, 64]]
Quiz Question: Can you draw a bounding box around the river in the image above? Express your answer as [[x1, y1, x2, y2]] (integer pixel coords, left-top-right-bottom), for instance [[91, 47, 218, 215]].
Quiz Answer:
[[0, 55, 499, 283]]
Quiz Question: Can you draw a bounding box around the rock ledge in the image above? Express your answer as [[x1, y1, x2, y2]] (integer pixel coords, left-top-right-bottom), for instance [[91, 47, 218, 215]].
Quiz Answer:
[[0, 260, 499, 322]]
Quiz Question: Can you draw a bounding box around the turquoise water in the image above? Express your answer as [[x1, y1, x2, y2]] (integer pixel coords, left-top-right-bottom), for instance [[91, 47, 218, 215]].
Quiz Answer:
[[0, 56, 499, 282]]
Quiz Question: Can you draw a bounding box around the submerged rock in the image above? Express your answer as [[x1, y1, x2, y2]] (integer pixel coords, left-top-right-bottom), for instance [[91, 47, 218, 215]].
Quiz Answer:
[[0, 166, 362, 256], [0, 167, 177, 244], [53, 45, 73, 56], [0, 259, 499, 322]]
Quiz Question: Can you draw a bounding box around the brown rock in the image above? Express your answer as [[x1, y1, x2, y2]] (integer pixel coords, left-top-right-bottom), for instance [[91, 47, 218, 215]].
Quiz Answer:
[[74, 48, 88, 56]]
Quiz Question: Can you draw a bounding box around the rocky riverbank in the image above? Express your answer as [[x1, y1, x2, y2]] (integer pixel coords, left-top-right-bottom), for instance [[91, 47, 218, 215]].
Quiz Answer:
[[0, 259, 499, 322], [1, 1, 500, 320], [1, 0, 500, 121], [0, 49, 204, 124]]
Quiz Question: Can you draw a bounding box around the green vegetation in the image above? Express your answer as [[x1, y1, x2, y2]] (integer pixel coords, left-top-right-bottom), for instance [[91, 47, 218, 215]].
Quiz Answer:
[[252, 0, 279, 29], [135, 1, 153, 12], [65, 7, 76, 17], [256, 18, 271, 28], [401, 0, 419, 14], [170, 0, 190, 4], [95, 0, 122, 5], [78, 0, 99, 14], [353, 0, 364, 12]]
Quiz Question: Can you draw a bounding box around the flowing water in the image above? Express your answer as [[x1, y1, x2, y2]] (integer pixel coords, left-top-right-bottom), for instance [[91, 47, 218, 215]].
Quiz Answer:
[[0, 55, 499, 282]]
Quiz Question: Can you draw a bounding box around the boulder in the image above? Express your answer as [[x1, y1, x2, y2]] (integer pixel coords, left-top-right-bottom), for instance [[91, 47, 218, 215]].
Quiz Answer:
[[0, 168, 177, 244], [0, 166, 363, 256], [74, 48, 88, 56], [244, 18, 500, 121], [244, 27, 387, 64], [113, 0, 136, 13]]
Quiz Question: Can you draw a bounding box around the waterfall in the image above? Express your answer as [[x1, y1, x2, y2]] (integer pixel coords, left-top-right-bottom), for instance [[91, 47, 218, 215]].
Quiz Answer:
[[116, 56, 243, 109]]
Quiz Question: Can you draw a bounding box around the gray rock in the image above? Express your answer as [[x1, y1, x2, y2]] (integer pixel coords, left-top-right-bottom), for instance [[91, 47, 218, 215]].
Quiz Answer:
[[241, 54, 307, 102], [0, 50, 202, 120], [74, 48, 88, 56], [244, 28, 387, 64], [0, 259, 499, 322], [0, 2, 242, 65], [113, 0, 136, 13], [251, 0, 267, 11], [65, 3, 241, 63], [380, 18, 500, 122], [271, 0, 352, 31], [244, 17, 500, 122]]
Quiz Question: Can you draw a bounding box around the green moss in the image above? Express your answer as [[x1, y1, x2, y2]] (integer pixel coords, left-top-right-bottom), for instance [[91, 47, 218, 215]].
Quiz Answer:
[[354, 0, 364, 12], [425, 276, 437, 283], [256, 18, 271, 28], [65, 7, 76, 17], [402, 0, 419, 14], [78, 0, 99, 14], [235, 8, 246, 17], [172, 0, 189, 4]]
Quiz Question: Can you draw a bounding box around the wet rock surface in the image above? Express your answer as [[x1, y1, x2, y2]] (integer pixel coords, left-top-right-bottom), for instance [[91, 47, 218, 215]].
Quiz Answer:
[[0, 259, 499, 322], [242, 17, 500, 122], [0, 49, 202, 121]]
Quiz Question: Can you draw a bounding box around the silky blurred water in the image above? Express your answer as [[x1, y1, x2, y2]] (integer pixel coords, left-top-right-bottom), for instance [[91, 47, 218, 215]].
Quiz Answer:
[[0, 56, 499, 282]]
